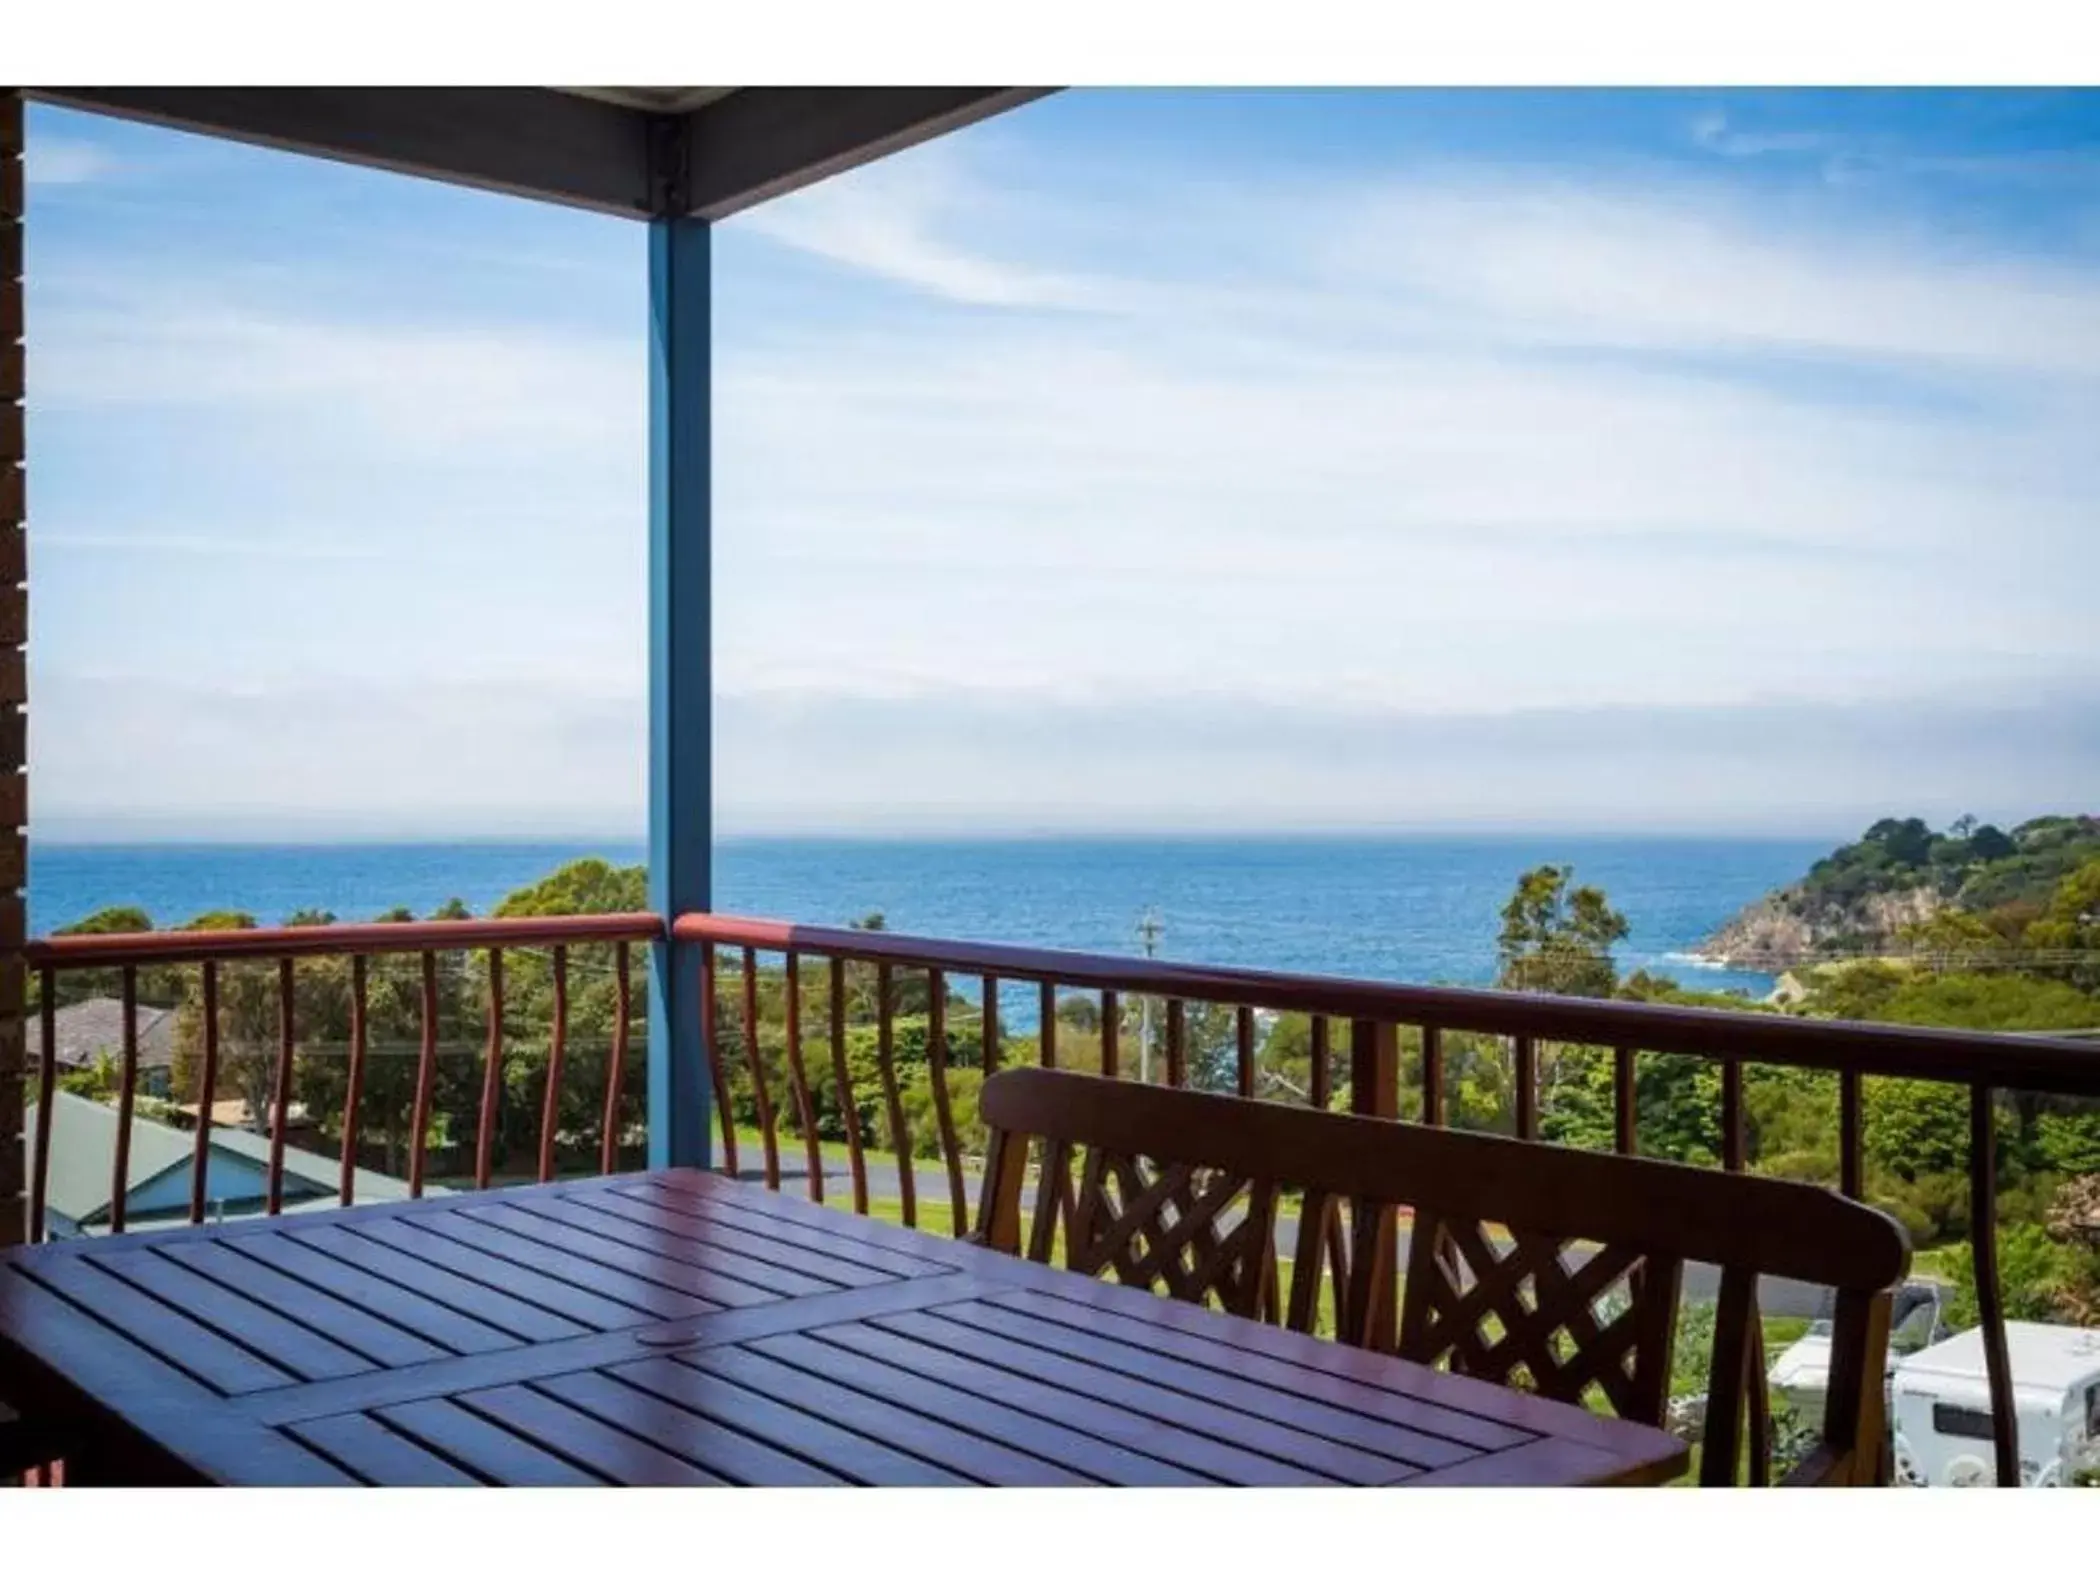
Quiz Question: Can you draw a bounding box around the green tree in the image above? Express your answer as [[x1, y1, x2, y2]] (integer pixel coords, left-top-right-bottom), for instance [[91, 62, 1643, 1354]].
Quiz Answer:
[[1896, 910, 2006, 967], [168, 910, 266, 1127], [58, 1050, 124, 1101], [899, 1066, 986, 1161], [1958, 816, 2100, 909], [289, 908, 484, 1178], [1967, 824, 2017, 864], [493, 858, 645, 920], [1539, 1048, 1723, 1165], [1795, 960, 1906, 1021], [2025, 857, 2100, 990], [1259, 1013, 1344, 1110], [2032, 1107, 2100, 1173], [1944, 1224, 2100, 1328], [57, 904, 152, 933], [486, 859, 650, 1176], [1496, 866, 1628, 998], [45, 905, 184, 1009], [1799, 964, 2096, 1033], [1439, 1029, 1516, 1133], [1865, 817, 1935, 870], [1876, 973, 2096, 1033], [1176, 999, 1250, 1094], [1055, 994, 1101, 1035], [1862, 1079, 1973, 1183]]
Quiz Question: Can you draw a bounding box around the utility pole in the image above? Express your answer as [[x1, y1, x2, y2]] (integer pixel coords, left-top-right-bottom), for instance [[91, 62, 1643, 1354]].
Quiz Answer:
[[1137, 908, 1162, 1085]]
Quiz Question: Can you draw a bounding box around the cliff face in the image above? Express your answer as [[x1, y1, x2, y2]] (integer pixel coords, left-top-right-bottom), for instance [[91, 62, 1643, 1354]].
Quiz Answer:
[[1700, 884, 1945, 969], [1702, 812, 2098, 972]]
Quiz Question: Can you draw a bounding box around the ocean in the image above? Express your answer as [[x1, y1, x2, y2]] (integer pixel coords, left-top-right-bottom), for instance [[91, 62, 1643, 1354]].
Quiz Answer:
[[27, 834, 1822, 998]]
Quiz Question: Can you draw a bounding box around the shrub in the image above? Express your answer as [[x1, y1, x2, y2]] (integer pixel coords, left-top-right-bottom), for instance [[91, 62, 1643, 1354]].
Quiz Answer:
[[898, 1066, 985, 1162], [1943, 1223, 2100, 1328], [1869, 1169, 1968, 1246]]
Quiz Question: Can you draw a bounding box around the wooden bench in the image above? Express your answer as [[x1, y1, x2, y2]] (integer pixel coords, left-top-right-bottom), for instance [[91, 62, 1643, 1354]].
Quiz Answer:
[[973, 1067, 1910, 1486]]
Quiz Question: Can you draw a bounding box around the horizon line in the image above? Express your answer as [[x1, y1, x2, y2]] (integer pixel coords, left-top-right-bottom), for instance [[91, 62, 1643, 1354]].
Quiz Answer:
[[28, 824, 1879, 851]]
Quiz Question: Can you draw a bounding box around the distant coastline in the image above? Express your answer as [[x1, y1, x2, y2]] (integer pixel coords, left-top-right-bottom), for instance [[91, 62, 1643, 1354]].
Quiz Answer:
[[1689, 813, 2099, 975], [28, 833, 1818, 997]]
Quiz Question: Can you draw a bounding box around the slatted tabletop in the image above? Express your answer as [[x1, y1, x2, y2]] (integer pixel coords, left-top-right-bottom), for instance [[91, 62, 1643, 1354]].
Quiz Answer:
[[0, 1169, 1686, 1486]]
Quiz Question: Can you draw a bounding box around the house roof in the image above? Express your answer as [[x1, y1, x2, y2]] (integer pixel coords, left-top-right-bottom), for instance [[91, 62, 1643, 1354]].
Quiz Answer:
[[24, 88, 1051, 221], [34, 1089, 416, 1230], [33, 996, 178, 1071], [204, 1116, 416, 1206], [171, 1097, 259, 1129]]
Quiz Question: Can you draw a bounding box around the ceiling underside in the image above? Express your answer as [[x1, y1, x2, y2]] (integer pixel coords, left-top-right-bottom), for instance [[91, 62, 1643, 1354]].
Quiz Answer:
[[556, 87, 740, 115], [26, 86, 1052, 220]]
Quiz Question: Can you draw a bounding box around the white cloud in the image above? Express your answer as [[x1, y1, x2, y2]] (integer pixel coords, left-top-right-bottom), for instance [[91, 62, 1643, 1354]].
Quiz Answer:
[[32, 672, 2099, 840], [34, 675, 644, 838], [712, 151, 2100, 721], [33, 530, 425, 563], [1689, 111, 1841, 160], [23, 134, 113, 187], [705, 683, 2100, 836], [1688, 110, 2100, 193], [1325, 175, 2100, 378], [734, 144, 1124, 310], [29, 288, 641, 459], [739, 143, 2100, 374]]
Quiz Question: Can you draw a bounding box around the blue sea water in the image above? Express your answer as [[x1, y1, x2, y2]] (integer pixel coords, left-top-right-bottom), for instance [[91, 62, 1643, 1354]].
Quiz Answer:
[[27, 834, 1823, 998]]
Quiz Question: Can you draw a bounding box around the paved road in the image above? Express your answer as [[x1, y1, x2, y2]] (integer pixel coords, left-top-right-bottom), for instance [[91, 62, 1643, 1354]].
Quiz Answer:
[[717, 1157, 1837, 1320]]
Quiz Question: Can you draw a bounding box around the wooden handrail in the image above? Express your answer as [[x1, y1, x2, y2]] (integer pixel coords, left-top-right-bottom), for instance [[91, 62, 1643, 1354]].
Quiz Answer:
[[22, 911, 661, 1257], [25, 912, 662, 967], [673, 912, 2100, 1096]]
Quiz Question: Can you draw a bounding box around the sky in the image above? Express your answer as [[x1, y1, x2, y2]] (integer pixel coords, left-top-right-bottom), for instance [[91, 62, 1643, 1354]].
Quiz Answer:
[[20, 88, 2100, 840]]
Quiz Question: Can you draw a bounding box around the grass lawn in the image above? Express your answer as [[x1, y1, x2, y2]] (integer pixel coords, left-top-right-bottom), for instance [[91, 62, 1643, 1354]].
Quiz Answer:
[[728, 1123, 909, 1175], [849, 1192, 960, 1238], [1762, 1314, 1811, 1349]]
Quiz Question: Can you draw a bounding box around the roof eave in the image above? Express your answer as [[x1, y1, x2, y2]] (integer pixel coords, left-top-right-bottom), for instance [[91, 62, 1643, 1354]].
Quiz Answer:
[[23, 86, 1055, 221]]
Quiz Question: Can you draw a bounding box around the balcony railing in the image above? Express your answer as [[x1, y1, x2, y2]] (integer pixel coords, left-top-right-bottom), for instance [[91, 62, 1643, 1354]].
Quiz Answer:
[[14, 908, 2100, 1487], [672, 912, 2100, 1489], [21, 913, 661, 1235]]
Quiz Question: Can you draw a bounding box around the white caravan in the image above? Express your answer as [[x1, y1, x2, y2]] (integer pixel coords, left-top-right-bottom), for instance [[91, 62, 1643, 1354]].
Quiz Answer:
[[1889, 1322, 2100, 1487], [1767, 1281, 1948, 1432]]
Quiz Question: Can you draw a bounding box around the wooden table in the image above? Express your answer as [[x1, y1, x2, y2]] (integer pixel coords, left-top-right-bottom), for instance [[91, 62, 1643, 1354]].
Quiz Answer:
[[0, 1169, 1686, 1486]]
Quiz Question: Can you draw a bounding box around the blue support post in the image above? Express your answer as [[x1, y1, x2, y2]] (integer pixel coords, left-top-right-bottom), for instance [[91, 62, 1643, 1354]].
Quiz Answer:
[[647, 214, 712, 1169]]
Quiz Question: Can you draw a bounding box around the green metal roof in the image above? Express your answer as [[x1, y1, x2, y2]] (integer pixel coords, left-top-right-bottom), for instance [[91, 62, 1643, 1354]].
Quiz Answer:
[[33, 1090, 415, 1230]]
